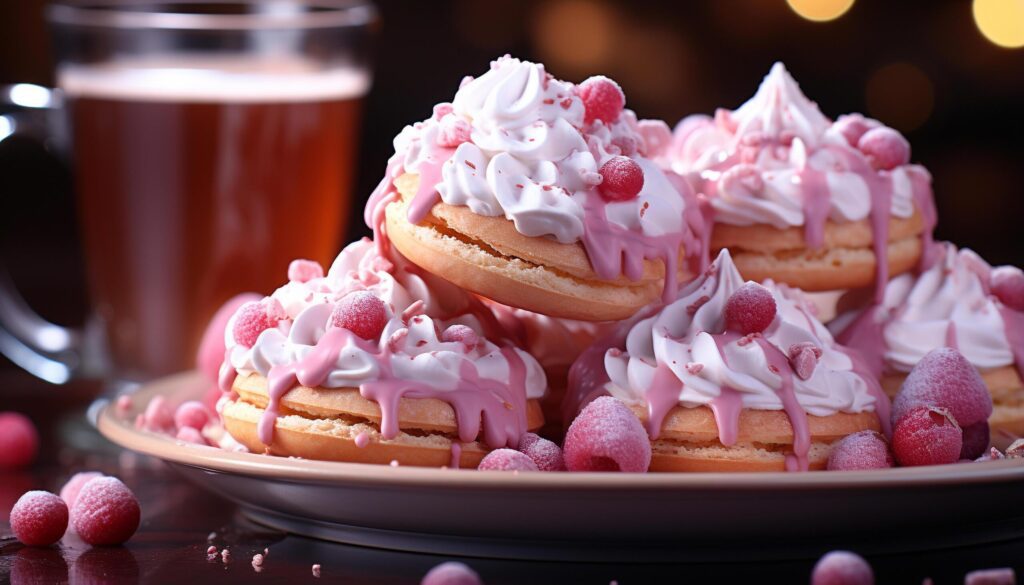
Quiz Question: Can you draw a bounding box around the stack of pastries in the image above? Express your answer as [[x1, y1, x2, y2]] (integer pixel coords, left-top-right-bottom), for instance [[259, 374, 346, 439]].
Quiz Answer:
[[213, 56, 1018, 471]]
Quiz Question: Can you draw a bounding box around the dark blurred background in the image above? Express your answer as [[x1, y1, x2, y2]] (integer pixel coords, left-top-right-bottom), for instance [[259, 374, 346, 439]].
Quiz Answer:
[[1, 0, 1023, 372]]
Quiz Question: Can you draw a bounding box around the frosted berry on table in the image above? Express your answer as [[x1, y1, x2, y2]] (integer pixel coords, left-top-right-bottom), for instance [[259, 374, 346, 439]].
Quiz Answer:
[[70, 476, 141, 546], [477, 449, 538, 472], [10, 491, 69, 546]]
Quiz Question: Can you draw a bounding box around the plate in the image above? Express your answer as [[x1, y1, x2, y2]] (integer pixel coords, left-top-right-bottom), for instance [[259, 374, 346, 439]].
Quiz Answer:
[[97, 371, 1024, 561]]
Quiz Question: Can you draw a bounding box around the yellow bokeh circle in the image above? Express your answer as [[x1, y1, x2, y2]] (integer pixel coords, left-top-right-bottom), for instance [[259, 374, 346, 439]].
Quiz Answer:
[[973, 0, 1024, 48], [786, 0, 856, 22]]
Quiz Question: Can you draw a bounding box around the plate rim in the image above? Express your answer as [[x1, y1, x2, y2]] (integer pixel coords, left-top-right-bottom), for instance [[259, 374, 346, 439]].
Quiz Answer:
[[97, 370, 1024, 491]]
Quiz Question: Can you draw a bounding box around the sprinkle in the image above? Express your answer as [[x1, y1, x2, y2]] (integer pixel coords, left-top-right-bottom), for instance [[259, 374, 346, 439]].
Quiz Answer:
[[686, 295, 711, 316], [206, 546, 217, 555], [401, 300, 425, 322], [542, 98, 554, 105], [685, 362, 704, 375], [465, 160, 476, 170], [560, 98, 573, 109], [312, 564, 322, 578], [515, 184, 524, 189]]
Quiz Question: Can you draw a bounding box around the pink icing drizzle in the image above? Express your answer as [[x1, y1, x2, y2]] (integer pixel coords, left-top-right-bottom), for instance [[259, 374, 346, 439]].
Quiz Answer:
[[449, 442, 462, 469], [997, 306, 1024, 381], [710, 387, 744, 447], [945, 321, 959, 351]]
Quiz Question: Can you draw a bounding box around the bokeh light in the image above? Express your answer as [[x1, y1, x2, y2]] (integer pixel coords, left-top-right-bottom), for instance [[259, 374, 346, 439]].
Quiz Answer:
[[786, 0, 856, 22], [865, 62, 934, 132], [531, 0, 615, 75], [454, 0, 526, 51], [972, 0, 1024, 48]]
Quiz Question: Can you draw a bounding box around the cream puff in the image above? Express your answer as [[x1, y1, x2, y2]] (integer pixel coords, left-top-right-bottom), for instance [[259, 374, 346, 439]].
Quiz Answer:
[[218, 239, 547, 468], [566, 249, 888, 472], [668, 62, 937, 299], [365, 55, 708, 322], [831, 242, 1024, 443]]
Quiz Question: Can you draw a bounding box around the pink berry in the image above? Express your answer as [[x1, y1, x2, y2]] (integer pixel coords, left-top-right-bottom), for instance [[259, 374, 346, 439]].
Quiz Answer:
[[597, 156, 644, 202], [827, 431, 893, 471], [960, 420, 991, 460], [421, 561, 482, 585], [196, 293, 261, 383], [564, 396, 651, 472], [139, 395, 175, 433], [811, 550, 874, 585], [71, 477, 141, 546], [176, 427, 209, 446], [517, 432, 565, 472], [724, 282, 777, 335], [10, 491, 68, 546], [0, 412, 38, 470], [477, 448, 538, 472], [576, 75, 625, 126], [892, 348, 993, 428], [174, 400, 212, 431], [437, 115, 472, 148], [857, 127, 910, 170], [441, 324, 479, 350], [965, 568, 1016, 585], [330, 291, 388, 340], [788, 342, 822, 381], [287, 259, 324, 283], [232, 301, 281, 347], [990, 266, 1024, 312], [832, 114, 880, 147], [59, 471, 105, 512], [892, 406, 963, 467]]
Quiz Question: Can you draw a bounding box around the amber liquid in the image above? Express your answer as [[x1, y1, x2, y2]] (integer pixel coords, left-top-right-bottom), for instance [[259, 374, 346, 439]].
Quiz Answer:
[[68, 89, 361, 379]]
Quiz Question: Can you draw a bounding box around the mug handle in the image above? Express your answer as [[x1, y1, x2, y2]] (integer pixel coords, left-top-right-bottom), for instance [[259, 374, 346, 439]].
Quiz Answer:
[[0, 83, 86, 384]]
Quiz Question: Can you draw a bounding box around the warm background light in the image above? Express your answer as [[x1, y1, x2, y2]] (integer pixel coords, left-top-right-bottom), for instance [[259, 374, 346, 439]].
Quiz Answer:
[[532, 0, 615, 74], [865, 62, 934, 132], [972, 0, 1024, 48], [786, 0, 856, 22]]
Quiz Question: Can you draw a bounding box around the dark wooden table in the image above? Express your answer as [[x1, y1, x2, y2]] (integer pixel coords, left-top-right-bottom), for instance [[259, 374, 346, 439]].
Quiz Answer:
[[2, 371, 1024, 585]]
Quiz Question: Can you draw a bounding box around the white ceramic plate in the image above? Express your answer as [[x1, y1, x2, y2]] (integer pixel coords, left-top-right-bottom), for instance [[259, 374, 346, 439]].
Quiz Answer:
[[97, 371, 1024, 561]]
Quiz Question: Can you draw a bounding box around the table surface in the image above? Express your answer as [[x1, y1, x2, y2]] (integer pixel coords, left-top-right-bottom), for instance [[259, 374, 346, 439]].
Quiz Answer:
[[2, 372, 1023, 585]]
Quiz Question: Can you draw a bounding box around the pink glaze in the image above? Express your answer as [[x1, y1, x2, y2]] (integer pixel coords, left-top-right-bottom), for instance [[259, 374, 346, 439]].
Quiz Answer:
[[406, 149, 456, 224], [644, 363, 684, 440], [797, 165, 831, 249], [710, 387, 744, 447], [449, 442, 462, 469]]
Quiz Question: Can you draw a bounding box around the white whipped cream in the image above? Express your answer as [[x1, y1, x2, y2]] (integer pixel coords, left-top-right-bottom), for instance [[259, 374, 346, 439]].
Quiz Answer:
[[224, 239, 546, 398], [603, 249, 878, 416], [670, 62, 925, 229]]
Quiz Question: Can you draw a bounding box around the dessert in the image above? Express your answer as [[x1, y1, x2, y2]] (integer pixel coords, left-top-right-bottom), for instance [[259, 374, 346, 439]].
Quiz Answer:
[[366, 55, 708, 321], [218, 238, 548, 468], [668, 62, 936, 298], [566, 249, 888, 472], [831, 242, 1024, 440]]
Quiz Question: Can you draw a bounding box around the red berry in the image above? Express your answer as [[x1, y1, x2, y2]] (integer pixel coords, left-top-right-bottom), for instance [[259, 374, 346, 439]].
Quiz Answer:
[[329, 291, 389, 340], [827, 431, 893, 471], [421, 561, 482, 585], [173, 400, 212, 431], [477, 448, 538, 472], [892, 348, 992, 428], [832, 114, 880, 147], [138, 395, 175, 433], [59, 471, 105, 512], [597, 156, 644, 202], [564, 396, 651, 472], [287, 259, 324, 283], [10, 491, 68, 546], [71, 477, 141, 546], [990, 266, 1024, 312], [960, 420, 991, 460], [0, 411, 38, 470], [517, 432, 565, 472], [724, 282, 777, 335], [811, 550, 874, 585], [440, 324, 479, 350], [857, 127, 910, 170], [232, 301, 281, 347], [892, 406, 963, 467], [576, 76, 625, 126]]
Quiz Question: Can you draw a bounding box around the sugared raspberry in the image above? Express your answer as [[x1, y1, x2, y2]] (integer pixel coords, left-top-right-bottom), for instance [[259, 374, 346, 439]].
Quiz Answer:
[[441, 324, 479, 350], [174, 400, 212, 431], [59, 471, 105, 512], [965, 568, 1016, 585], [892, 406, 963, 467], [827, 431, 893, 471], [564, 396, 651, 472], [832, 114, 880, 147], [287, 259, 324, 283], [138, 395, 175, 433], [517, 432, 565, 471], [71, 477, 141, 546], [857, 127, 910, 170], [810, 550, 874, 585], [329, 291, 388, 340], [477, 448, 538, 472], [421, 561, 482, 585], [232, 301, 281, 347], [990, 266, 1024, 312], [597, 156, 644, 202], [576, 76, 625, 126], [10, 491, 68, 546], [724, 282, 777, 335], [0, 411, 38, 470], [176, 427, 210, 446], [788, 342, 822, 381], [196, 293, 261, 384], [437, 115, 472, 148], [960, 420, 991, 460], [892, 348, 992, 428]]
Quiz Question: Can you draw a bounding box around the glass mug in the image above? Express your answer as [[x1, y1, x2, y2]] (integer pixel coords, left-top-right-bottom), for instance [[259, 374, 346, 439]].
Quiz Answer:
[[0, 1, 377, 388]]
